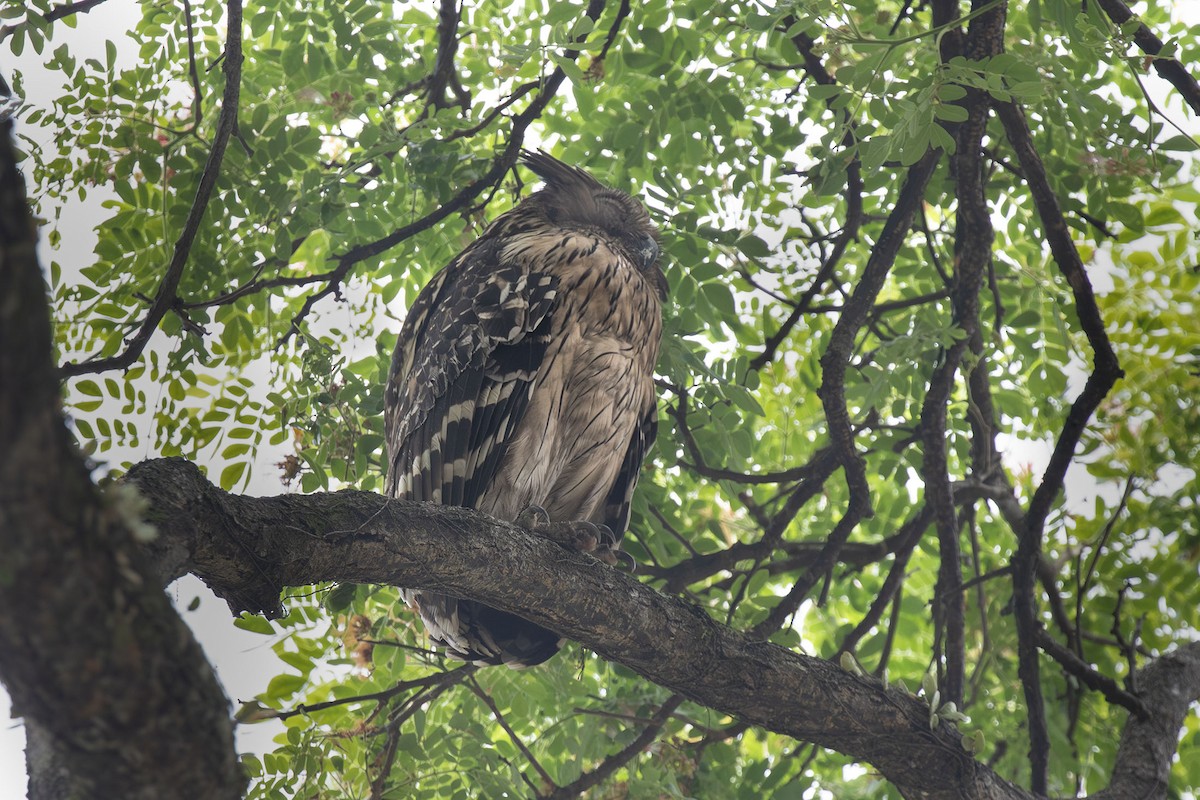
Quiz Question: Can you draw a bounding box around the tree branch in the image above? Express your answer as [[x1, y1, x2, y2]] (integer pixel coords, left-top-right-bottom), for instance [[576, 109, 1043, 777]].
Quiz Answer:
[[60, 0, 245, 377], [996, 98, 1125, 796], [751, 25, 864, 371], [468, 678, 555, 791], [275, 0, 611, 347], [0, 119, 243, 799], [542, 695, 684, 799], [920, 0, 1007, 711], [426, 0, 471, 112], [0, 0, 109, 42], [1093, 0, 1200, 117], [1091, 642, 1200, 800], [1034, 630, 1146, 718], [124, 456, 1033, 800]]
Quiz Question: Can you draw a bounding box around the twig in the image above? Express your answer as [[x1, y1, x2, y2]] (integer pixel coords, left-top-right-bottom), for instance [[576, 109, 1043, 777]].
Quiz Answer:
[[644, 449, 839, 593], [541, 695, 683, 799], [267, 667, 473, 722], [666, 383, 838, 486], [1110, 583, 1143, 691], [276, 0, 611, 348], [750, 25, 864, 371], [182, 0, 203, 129], [647, 505, 698, 556], [836, 505, 933, 658], [1078, 476, 1135, 599], [468, 678, 554, 792]]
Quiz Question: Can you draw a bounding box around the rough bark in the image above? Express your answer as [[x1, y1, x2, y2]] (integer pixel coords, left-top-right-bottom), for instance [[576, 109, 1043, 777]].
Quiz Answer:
[[0, 121, 244, 800]]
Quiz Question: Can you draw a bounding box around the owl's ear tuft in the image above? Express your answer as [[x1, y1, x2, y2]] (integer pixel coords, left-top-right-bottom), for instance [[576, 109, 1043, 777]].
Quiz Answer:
[[520, 149, 604, 193]]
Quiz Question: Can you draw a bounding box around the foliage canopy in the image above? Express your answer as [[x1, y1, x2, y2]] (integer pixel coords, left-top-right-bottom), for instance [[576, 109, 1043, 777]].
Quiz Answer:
[[5, 0, 1200, 796]]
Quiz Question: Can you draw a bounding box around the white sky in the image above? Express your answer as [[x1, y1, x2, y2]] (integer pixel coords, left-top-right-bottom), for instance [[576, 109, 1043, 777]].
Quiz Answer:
[[3, 3, 1200, 797]]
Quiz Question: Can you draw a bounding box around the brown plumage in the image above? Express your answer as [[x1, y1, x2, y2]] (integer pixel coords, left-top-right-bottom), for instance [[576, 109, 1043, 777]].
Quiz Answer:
[[384, 150, 666, 667]]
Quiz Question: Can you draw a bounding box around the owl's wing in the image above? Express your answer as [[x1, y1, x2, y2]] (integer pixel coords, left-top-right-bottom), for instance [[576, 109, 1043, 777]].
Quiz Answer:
[[384, 238, 557, 507]]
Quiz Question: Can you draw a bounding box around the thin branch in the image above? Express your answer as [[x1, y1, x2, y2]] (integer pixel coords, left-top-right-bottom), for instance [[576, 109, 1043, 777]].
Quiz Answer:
[[645, 448, 839, 593], [1094, 0, 1200, 117], [647, 504, 699, 556], [760, 144, 942, 637], [666, 383, 838, 486], [803, 288, 951, 315], [595, 0, 632, 62], [1035, 630, 1146, 718], [266, 667, 473, 722], [0, 0, 109, 42], [997, 98, 1125, 797], [837, 505, 933, 658], [1111, 583, 1143, 689], [440, 80, 538, 144], [468, 678, 555, 791], [542, 695, 684, 800], [182, 0, 203, 129], [60, 0, 245, 377], [1078, 475, 1135, 600], [363, 673, 471, 798], [751, 25, 864, 371], [792, 0, 978, 629]]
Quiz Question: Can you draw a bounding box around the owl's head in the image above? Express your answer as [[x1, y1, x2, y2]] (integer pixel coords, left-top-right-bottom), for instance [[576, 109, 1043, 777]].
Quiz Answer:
[[519, 150, 663, 290]]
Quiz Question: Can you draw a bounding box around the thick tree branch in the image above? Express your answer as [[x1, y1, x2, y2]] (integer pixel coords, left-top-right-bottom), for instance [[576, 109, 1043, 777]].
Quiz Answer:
[[0, 121, 242, 799], [125, 456, 1033, 800], [120, 457, 1200, 799], [1091, 642, 1200, 800]]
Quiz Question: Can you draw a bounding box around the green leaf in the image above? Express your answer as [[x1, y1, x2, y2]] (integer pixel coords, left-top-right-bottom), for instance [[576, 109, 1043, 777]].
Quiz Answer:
[[75, 379, 102, 396], [265, 673, 306, 698], [234, 614, 275, 635], [1159, 134, 1200, 152], [220, 461, 247, 490]]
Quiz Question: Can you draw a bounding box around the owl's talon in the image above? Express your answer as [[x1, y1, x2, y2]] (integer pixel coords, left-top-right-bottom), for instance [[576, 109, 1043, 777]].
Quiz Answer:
[[611, 549, 637, 573], [517, 513, 635, 569], [515, 504, 551, 531]]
